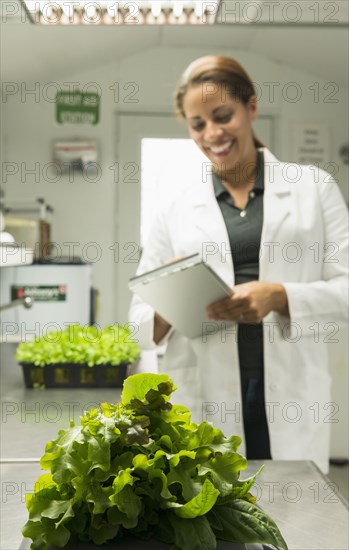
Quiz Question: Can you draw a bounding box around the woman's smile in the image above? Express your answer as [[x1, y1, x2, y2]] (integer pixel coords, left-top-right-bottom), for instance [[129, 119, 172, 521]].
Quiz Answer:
[[183, 83, 257, 185], [205, 139, 236, 157]]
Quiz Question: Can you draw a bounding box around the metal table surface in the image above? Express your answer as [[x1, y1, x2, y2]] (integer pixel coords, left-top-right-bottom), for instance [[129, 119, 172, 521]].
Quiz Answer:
[[1, 344, 348, 550]]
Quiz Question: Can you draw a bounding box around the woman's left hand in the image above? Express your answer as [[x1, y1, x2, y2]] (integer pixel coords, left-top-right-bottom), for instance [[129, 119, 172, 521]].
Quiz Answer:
[[206, 281, 289, 323]]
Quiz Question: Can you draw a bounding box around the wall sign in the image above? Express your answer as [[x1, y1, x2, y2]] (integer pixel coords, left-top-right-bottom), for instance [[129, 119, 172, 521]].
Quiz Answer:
[[292, 123, 330, 166], [53, 140, 98, 173], [11, 285, 67, 302], [56, 91, 100, 125]]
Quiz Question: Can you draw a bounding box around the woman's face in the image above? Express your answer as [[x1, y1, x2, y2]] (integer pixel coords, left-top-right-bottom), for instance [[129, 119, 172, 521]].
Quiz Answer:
[[182, 83, 257, 179]]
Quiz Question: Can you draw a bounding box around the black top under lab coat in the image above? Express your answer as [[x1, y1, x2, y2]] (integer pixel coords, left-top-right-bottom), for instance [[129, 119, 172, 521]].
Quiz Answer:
[[212, 150, 271, 459]]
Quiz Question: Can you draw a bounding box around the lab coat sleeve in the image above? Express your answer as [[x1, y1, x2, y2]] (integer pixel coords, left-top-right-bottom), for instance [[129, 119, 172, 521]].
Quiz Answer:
[[283, 174, 349, 337], [128, 205, 175, 349]]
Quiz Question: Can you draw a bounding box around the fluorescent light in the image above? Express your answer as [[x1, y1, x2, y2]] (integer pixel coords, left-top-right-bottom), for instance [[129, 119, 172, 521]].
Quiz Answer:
[[173, 1, 184, 18], [151, 1, 162, 18], [194, 1, 204, 18], [21, 1, 221, 24]]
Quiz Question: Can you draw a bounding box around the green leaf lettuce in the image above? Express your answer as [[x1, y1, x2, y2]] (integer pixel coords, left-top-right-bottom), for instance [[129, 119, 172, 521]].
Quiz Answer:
[[22, 372, 288, 550]]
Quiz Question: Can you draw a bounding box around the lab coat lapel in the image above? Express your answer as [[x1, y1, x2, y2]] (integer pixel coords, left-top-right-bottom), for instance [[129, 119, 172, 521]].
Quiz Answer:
[[260, 149, 291, 277], [189, 175, 235, 286]]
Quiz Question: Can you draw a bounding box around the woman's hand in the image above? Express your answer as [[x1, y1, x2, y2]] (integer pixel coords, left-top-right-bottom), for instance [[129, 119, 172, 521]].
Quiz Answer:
[[154, 312, 172, 344], [206, 281, 289, 323]]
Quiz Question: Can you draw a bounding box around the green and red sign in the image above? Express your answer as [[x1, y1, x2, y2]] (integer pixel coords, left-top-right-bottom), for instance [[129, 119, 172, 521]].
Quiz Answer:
[[11, 285, 67, 302]]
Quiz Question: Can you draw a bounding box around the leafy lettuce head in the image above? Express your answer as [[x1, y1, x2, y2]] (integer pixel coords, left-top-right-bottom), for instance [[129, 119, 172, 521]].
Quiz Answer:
[[22, 373, 288, 550]]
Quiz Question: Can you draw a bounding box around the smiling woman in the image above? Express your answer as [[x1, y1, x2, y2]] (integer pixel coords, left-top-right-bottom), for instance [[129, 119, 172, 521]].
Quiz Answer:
[[128, 54, 349, 474], [176, 57, 265, 190]]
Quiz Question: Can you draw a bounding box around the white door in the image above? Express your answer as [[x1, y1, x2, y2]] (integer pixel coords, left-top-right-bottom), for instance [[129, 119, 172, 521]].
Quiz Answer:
[[115, 112, 274, 323]]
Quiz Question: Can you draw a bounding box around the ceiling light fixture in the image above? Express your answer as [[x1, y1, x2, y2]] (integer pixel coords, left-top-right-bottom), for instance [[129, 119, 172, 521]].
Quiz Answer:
[[21, 1, 221, 25]]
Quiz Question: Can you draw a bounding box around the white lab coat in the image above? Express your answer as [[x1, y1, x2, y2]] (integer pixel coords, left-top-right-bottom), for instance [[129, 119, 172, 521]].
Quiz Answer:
[[128, 148, 349, 473]]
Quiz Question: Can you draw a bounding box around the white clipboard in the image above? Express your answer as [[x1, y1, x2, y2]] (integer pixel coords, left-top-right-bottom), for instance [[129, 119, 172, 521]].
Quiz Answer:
[[128, 254, 232, 339]]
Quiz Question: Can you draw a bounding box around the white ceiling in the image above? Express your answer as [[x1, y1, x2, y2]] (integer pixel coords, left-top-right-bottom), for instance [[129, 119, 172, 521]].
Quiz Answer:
[[218, 0, 349, 24], [1, 1, 348, 86]]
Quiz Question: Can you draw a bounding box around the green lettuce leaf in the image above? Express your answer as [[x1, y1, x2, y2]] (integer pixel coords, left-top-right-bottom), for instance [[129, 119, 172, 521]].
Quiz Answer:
[[168, 513, 217, 550], [198, 453, 247, 497], [209, 499, 288, 550], [121, 373, 175, 406], [169, 479, 220, 518]]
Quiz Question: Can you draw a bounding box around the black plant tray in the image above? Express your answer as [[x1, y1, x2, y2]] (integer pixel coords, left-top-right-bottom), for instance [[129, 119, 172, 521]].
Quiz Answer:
[[19, 362, 129, 388]]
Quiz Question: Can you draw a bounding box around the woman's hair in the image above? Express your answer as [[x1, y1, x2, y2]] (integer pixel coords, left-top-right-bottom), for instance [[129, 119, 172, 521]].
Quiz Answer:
[[175, 55, 264, 149]]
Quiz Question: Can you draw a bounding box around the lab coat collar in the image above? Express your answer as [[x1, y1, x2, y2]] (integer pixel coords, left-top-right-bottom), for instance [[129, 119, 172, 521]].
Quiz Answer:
[[189, 148, 292, 285], [190, 148, 291, 206], [262, 147, 292, 195]]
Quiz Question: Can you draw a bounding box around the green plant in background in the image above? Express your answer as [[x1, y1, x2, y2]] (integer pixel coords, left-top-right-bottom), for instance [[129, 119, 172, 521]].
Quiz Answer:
[[22, 373, 288, 550], [16, 324, 140, 367]]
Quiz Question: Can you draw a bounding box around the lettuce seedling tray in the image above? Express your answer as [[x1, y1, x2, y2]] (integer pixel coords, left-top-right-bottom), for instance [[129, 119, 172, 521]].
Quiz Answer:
[[19, 362, 128, 388]]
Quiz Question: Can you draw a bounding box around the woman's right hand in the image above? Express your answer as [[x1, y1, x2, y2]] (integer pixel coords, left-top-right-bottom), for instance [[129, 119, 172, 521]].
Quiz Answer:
[[154, 312, 172, 345], [206, 281, 289, 323]]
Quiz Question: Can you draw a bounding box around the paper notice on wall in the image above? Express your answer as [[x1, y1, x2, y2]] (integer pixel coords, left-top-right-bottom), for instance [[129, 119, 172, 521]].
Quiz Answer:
[[53, 141, 98, 173], [292, 123, 331, 166]]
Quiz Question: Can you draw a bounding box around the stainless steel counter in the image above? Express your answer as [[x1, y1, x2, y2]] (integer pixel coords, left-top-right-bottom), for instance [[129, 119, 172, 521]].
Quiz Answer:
[[1, 344, 348, 550]]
